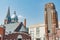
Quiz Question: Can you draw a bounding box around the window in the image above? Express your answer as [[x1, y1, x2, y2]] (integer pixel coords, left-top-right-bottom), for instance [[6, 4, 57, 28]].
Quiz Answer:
[[48, 30, 50, 33], [43, 37, 45, 40], [36, 27, 40, 36], [30, 31, 34, 40], [36, 38, 40, 40], [17, 35, 22, 40]]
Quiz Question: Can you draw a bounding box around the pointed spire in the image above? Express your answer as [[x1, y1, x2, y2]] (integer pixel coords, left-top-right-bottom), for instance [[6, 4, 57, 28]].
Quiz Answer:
[[6, 7, 10, 18], [5, 7, 11, 24]]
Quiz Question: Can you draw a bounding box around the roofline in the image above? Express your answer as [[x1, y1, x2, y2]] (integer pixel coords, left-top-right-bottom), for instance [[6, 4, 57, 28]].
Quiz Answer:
[[29, 23, 45, 28]]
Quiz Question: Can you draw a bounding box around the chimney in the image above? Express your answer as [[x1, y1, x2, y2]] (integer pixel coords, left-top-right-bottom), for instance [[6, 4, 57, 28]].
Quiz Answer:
[[24, 18, 26, 28]]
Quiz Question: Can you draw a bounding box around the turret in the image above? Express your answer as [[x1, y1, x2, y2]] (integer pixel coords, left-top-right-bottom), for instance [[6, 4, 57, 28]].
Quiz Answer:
[[11, 11, 18, 23]]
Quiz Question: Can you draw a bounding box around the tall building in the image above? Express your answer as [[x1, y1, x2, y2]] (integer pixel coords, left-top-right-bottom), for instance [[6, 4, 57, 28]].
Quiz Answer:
[[45, 3, 58, 40]]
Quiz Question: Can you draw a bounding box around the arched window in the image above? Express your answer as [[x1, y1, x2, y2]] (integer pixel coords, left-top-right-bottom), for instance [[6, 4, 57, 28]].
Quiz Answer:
[[17, 35, 22, 40]]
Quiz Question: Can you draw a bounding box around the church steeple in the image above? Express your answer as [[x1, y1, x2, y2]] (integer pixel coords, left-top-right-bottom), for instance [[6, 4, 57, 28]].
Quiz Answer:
[[4, 7, 11, 24], [6, 7, 10, 18]]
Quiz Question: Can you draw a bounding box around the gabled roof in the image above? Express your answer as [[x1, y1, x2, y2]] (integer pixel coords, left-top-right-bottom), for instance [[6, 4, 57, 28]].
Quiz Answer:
[[19, 25, 26, 32], [14, 22, 26, 32], [3, 22, 27, 34]]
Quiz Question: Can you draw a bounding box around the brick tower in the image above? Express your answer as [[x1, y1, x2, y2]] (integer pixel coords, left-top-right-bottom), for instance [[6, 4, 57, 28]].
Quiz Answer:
[[44, 3, 58, 40]]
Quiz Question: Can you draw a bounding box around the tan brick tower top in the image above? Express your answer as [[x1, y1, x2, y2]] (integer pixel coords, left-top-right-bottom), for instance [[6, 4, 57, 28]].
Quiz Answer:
[[45, 2, 58, 34]]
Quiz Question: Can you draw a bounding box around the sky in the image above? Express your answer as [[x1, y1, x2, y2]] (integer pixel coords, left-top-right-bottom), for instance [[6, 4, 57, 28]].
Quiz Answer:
[[0, 0, 60, 27]]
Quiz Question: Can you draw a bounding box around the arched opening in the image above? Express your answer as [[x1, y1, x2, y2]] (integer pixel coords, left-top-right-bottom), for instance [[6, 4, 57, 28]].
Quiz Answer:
[[17, 35, 22, 40], [18, 39, 21, 40]]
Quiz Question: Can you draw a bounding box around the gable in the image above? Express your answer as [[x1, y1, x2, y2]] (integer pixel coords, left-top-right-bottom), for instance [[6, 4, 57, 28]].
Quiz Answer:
[[20, 25, 26, 32], [14, 22, 26, 32]]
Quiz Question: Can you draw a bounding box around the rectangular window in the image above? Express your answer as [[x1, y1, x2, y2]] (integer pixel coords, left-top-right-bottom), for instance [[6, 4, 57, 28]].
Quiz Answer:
[[48, 30, 50, 33], [36, 38, 40, 40], [36, 27, 40, 36], [44, 37, 45, 40], [30, 30, 34, 40]]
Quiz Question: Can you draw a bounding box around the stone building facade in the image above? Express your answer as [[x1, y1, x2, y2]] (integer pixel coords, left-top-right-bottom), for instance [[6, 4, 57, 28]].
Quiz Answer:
[[29, 24, 45, 40]]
